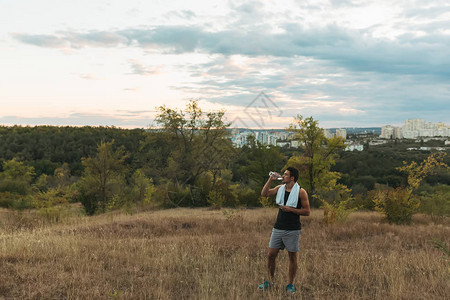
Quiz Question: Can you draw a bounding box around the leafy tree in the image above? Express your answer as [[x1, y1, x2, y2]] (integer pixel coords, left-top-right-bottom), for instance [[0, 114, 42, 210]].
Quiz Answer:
[[77, 141, 128, 215], [285, 115, 346, 207], [238, 136, 285, 189], [150, 100, 233, 206], [374, 152, 449, 224], [130, 168, 155, 205], [419, 184, 450, 222], [0, 159, 35, 195]]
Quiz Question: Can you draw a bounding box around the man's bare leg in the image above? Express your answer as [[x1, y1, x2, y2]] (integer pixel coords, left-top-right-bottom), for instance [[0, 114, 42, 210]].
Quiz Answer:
[[267, 248, 280, 282], [287, 251, 298, 284]]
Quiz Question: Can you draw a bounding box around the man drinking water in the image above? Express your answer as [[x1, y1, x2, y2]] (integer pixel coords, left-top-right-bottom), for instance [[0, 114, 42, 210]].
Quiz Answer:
[[258, 166, 310, 294]]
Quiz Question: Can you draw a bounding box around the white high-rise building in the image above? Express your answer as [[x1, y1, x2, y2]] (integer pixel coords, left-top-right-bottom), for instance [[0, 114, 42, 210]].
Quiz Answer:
[[401, 119, 449, 138], [335, 129, 347, 140], [402, 119, 425, 139], [393, 127, 403, 139], [324, 129, 334, 139], [381, 125, 394, 139]]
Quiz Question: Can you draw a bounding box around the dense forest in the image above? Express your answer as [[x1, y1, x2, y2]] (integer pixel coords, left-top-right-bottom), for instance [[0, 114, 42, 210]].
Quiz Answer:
[[0, 102, 449, 221]]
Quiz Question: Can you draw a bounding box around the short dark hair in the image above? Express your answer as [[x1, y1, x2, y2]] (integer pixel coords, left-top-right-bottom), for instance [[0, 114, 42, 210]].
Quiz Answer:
[[286, 166, 299, 182]]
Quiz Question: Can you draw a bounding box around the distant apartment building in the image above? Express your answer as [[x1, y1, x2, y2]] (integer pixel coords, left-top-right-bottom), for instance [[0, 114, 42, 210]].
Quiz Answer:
[[231, 131, 255, 147], [324, 129, 346, 140], [324, 129, 334, 139], [381, 119, 449, 139], [335, 129, 347, 140], [381, 125, 401, 139], [231, 130, 283, 147]]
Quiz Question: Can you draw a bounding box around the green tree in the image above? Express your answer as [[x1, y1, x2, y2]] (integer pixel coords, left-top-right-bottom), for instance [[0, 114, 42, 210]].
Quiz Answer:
[[0, 159, 35, 195], [130, 168, 155, 205], [374, 152, 449, 224], [239, 135, 285, 189], [286, 115, 346, 207], [78, 141, 128, 215], [150, 100, 233, 206]]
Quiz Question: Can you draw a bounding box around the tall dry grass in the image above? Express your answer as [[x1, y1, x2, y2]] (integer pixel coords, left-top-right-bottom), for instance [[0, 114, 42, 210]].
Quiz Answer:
[[0, 207, 449, 299]]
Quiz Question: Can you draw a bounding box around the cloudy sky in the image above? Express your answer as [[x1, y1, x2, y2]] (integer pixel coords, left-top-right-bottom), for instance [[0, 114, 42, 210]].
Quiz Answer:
[[1, 0, 449, 129]]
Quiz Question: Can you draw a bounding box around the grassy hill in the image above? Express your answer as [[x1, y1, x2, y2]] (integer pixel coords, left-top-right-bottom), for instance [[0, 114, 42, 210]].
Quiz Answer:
[[0, 208, 449, 299]]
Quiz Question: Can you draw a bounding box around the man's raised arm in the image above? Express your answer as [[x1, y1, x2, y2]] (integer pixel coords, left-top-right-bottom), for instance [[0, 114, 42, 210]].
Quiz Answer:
[[261, 176, 281, 197]]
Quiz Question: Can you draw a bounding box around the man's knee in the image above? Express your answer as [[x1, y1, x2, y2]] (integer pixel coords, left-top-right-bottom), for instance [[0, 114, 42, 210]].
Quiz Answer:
[[288, 252, 298, 263], [268, 248, 279, 260]]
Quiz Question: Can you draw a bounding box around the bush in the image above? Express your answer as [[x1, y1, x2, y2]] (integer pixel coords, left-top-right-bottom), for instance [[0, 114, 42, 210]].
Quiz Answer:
[[230, 184, 258, 207], [0, 192, 20, 208], [32, 189, 67, 223], [419, 185, 450, 222], [259, 196, 276, 208], [373, 187, 420, 225], [207, 190, 226, 208], [151, 181, 191, 208], [322, 199, 357, 226], [0, 179, 31, 195]]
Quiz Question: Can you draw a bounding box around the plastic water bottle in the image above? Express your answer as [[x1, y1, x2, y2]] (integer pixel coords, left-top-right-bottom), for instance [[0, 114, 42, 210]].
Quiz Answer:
[[269, 171, 282, 180]]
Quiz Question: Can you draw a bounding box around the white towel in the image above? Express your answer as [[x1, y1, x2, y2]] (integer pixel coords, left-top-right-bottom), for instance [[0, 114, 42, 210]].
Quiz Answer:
[[276, 183, 300, 208]]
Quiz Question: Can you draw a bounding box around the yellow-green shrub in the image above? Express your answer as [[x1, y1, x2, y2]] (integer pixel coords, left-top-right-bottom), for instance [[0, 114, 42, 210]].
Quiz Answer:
[[373, 187, 420, 225]]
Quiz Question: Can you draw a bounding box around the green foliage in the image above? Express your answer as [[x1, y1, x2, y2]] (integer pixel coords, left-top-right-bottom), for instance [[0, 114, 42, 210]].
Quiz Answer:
[[334, 141, 450, 192], [32, 188, 69, 222], [259, 196, 276, 208], [77, 141, 128, 215], [322, 199, 357, 226], [1, 159, 35, 182], [0, 192, 33, 210], [0, 125, 147, 177], [34, 174, 50, 192], [0, 159, 35, 195], [152, 100, 233, 191], [419, 185, 450, 221], [0, 179, 31, 195], [0, 192, 31, 209], [374, 153, 448, 224], [207, 190, 226, 208], [230, 184, 258, 207], [373, 187, 420, 225], [238, 136, 285, 189], [397, 152, 448, 190], [130, 169, 155, 205], [320, 184, 357, 225], [287, 115, 346, 207]]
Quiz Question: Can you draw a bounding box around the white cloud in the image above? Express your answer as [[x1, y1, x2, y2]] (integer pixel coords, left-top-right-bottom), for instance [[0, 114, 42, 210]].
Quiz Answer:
[[1, 0, 449, 128]]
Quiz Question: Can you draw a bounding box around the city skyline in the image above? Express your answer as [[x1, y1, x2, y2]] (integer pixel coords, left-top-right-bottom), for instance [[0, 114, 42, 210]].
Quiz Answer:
[[1, 1, 449, 129]]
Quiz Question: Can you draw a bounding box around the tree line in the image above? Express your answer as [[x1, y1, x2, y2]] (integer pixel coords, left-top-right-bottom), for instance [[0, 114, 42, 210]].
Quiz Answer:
[[0, 101, 449, 223]]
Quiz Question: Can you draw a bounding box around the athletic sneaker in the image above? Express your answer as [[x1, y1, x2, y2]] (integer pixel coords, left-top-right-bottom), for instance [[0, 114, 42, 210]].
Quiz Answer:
[[286, 283, 295, 294], [258, 280, 272, 290]]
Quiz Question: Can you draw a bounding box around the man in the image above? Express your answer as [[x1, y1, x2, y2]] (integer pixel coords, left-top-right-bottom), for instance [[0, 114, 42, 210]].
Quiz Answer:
[[258, 166, 310, 294]]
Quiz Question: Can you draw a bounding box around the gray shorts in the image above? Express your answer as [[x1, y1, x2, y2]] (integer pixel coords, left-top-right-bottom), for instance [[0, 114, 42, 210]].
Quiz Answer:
[[269, 228, 301, 252]]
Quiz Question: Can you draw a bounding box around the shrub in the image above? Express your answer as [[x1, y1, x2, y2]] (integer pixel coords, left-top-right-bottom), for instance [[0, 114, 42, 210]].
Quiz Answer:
[[353, 193, 376, 211], [0, 192, 20, 208], [32, 188, 69, 223], [207, 190, 226, 208], [373, 187, 420, 225], [419, 185, 450, 222], [320, 183, 357, 225], [0, 179, 31, 195], [230, 184, 258, 207], [152, 181, 191, 208], [259, 196, 276, 208], [322, 198, 357, 226]]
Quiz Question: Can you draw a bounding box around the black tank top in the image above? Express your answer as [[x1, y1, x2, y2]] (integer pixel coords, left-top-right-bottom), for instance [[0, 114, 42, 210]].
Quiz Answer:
[[273, 190, 302, 230]]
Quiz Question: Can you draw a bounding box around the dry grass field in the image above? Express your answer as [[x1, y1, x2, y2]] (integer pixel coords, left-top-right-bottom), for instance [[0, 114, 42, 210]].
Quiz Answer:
[[0, 207, 449, 299]]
